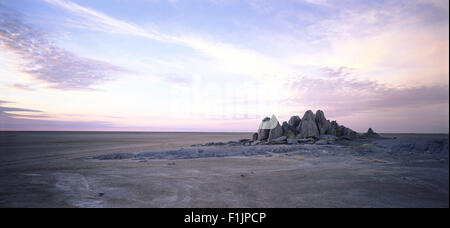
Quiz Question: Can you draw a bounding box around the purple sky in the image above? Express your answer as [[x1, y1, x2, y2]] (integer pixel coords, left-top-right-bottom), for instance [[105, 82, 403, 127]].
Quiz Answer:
[[0, 0, 448, 133]]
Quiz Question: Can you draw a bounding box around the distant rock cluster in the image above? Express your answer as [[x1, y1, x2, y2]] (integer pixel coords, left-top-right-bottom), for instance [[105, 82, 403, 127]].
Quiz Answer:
[[188, 110, 379, 147], [253, 110, 379, 145]]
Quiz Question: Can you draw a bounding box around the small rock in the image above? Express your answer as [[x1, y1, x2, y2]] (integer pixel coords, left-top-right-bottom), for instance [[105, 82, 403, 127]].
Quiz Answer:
[[315, 139, 328, 145], [98, 193, 104, 197], [297, 137, 315, 144], [269, 136, 287, 144], [167, 162, 176, 165], [251, 141, 262, 146], [287, 138, 299, 145]]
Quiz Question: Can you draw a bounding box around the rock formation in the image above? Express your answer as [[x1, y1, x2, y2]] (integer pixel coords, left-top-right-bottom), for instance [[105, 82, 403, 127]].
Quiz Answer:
[[254, 110, 377, 144], [296, 110, 320, 138], [268, 121, 283, 141], [315, 110, 331, 135], [364, 128, 380, 138], [257, 117, 271, 141], [288, 115, 301, 128], [257, 115, 283, 141]]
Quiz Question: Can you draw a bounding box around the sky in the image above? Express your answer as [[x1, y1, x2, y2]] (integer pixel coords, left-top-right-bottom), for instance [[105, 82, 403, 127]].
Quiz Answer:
[[0, 0, 449, 133]]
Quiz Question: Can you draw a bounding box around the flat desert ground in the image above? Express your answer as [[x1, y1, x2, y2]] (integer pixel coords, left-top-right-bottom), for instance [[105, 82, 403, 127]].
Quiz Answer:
[[0, 131, 448, 208]]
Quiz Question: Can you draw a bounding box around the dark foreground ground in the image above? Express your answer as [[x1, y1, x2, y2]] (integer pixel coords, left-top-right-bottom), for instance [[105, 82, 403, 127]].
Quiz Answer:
[[0, 132, 448, 208]]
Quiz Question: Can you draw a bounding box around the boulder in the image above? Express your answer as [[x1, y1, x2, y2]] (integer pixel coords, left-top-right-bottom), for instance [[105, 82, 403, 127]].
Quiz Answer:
[[257, 117, 271, 140], [296, 110, 319, 138], [281, 121, 289, 135], [365, 128, 380, 137], [297, 137, 315, 144], [315, 110, 331, 135], [315, 139, 328, 145], [268, 122, 283, 141], [286, 129, 297, 139], [320, 134, 337, 144], [331, 121, 357, 137], [329, 120, 339, 136], [251, 141, 262, 146], [269, 136, 287, 144], [341, 126, 358, 136], [288, 115, 301, 128], [258, 115, 283, 141], [252, 133, 258, 141]]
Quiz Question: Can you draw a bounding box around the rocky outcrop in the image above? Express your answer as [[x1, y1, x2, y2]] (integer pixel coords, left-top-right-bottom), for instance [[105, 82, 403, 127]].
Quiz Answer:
[[257, 115, 283, 141], [364, 128, 380, 138], [253, 110, 377, 145], [336, 125, 357, 137], [296, 110, 319, 138], [315, 110, 331, 135]]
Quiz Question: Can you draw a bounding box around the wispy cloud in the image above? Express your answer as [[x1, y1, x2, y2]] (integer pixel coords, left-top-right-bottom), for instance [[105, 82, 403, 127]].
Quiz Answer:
[[43, 0, 284, 80], [43, 0, 170, 41], [0, 100, 114, 130], [0, 102, 49, 119], [10, 83, 35, 91], [0, 5, 126, 90]]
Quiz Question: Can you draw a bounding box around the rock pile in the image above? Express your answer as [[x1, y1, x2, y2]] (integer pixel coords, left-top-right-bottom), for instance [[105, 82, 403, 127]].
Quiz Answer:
[[254, 110, 375, 145], [190, 110, 380, 147]]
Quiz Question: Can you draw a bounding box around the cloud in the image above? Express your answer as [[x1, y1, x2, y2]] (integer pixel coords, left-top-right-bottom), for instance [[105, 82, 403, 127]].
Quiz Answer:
[[0, 102, 50, 120], [320, 67, 355, 78], [0, 5, 126, 90], [10, 83, 35, 91], [43, 0, 284, 80], [43, 0, 170, 41], [0, 100, 114, 130], [284, 73, 449, 118]]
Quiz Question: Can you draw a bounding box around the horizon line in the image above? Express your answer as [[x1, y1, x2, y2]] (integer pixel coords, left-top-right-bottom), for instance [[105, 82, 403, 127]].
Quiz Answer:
[[0, 130, 448, 135]]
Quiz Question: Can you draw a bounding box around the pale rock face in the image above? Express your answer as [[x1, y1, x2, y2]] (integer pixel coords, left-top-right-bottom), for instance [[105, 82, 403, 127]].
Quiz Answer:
[[315, 110, 331, 136], [258, 115, 283, 141], [297, 110, 319, 138], [257, 117, 271, 140]]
